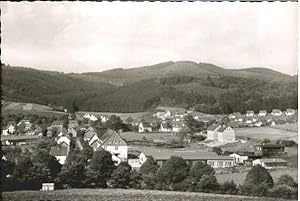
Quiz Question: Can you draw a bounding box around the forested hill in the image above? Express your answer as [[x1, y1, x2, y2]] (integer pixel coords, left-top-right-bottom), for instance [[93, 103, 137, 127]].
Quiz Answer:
[[1, 62, 297, 114]]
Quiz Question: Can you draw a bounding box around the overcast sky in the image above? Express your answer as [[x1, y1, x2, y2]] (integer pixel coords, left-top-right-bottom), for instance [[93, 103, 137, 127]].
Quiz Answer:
[[1, 2, 298, 75]]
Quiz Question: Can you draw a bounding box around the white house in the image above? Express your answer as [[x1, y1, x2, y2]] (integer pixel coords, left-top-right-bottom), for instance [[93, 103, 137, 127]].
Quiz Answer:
[[285, 109, 295, 116], [252, 158, 287, 169], [217, 125, 235, 142], [159, 122, 172, 132], [56, 135, 71, 147], [50, 145, 69, 165], [207, 124, 221, 141], [88, 133, 100, 146], [99, 129, 128, 164], [246, 111, 254, 117], [2, 124, 16, 135], [138, 122, 152, 133], [271, 109, 282, 116], [258, 110, 267, 116]]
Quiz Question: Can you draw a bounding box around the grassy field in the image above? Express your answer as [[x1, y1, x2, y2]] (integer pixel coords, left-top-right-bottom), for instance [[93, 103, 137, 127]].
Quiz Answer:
[[121, 132, 179, 143], [216, 168, 298, 185], [235, 126, 297, 142], [273, 123, 298, 132], [2, 188, 293, 201]]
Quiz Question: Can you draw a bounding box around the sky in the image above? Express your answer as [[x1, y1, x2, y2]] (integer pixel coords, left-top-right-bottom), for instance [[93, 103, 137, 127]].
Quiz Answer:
[[1, 2, 298, 75]]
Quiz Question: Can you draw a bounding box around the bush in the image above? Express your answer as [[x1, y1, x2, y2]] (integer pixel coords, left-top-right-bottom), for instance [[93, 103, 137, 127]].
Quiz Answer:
[[277, 174, 297, 188], [220, 180, 238, 195], [268, 184, 298, 200]]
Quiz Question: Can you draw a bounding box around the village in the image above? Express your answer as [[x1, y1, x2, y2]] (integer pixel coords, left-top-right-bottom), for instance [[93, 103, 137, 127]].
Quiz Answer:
[[2, 107, 297, 174]]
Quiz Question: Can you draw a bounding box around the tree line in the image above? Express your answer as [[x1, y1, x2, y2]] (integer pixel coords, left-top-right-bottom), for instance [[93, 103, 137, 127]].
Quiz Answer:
[[2, 142, 297, 200]]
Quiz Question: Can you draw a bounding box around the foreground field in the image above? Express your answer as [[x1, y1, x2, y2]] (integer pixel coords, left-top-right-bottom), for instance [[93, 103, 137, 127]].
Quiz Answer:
[[2, 188, 293, 201], [216, 168, 298, 185]]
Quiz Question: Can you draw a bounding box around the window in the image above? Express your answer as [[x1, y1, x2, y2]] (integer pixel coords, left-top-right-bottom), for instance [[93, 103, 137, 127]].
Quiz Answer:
[[218, 161, 223, 167]]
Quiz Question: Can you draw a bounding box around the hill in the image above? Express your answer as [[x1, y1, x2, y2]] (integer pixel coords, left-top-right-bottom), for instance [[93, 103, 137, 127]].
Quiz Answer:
[[1, 61, 297, 113], [70, 61, 293, 86], [2, 188, 292, 201]]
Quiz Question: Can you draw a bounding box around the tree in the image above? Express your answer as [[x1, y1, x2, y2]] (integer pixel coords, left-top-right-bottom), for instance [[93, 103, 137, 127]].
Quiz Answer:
[[156, 156, 189, 188], [239, 165, 274, 196], [219, 180, 238, 195], [186, 162, 216, 192], [85, 150, 115, 187], [58, 150, 87, 188], [196, 174, 219, 193], [268, 184, 298, 200], [104, 115, 128, 131], [139, 156, 159, 175], [109, 162, 132, 188], [277, 174, 297, 188]]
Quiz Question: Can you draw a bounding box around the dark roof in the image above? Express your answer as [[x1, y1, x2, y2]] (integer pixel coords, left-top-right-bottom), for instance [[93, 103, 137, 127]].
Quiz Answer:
[[100, 129, 127, 146], [142, 150, 232, 161], [50, 146, 68, 156], [217, 125, 231, 132], [140, 122, 152, 128], [207, 124, 220, 131], [255, 144, 285, 148]]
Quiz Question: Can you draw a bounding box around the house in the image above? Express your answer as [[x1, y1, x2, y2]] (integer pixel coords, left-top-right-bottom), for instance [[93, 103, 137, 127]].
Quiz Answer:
[[258, 110, 267, 116], [2, 123, 16, 135], [217, 125, 235, 142], [83, 113, 98, 121], [84, 127, 97, 142], [252, 158, 287, 169], [159, 122, 172, 132], [207, 124, 221, 141], [56, 135, 71, 147], [68, 127, 78, 137], [229, 152, 260, 165], [139, 150, 234, 168], [1, 135, 39, 146], [254, 121, 263, 127], [17, 120, 32, 131], [246, 111, 254, 117], [90, 140, 102, 151], [100, 115, 109, 123], [271, 109, 282, 116], [41, 183, 54, 191], [138, 122, 152, 133], [254, 144, 285, 157], [171, 121, 184, 132], [229, 112, 241, 120], [285, 109, 295, 116], [50, 145, 69, 165], [207, 124, 235, 142], [88, 133, 100, 146], [99, 129, 128, 163]]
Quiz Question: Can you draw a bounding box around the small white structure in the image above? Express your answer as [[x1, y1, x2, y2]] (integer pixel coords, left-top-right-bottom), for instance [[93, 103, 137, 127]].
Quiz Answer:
[[258, 110, 267, 116], [271, 109, 282, 116], [2, 124, 16, 135], [246, 111, 254, 117], [56, 135, 71, 147], [285, 109, 295, 116], [138, 122, 152, 133], [252, 158, 287, 169], [41, 183, 54, 191]]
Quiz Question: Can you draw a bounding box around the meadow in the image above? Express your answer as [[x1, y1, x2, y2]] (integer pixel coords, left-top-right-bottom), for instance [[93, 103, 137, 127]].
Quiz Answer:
[[2, 188, 294, 201], [235, 126, 297, 142], [216, 168, 298, 185]]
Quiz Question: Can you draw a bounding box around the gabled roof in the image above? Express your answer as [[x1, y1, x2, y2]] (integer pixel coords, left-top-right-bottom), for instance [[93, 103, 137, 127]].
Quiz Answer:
[[140, 121, 152, 128], [100, 129, 127, 146], [207, 124, 220, 131], [217, 125, 231, 132], [271, 109, 282, 113], [246, 110, 254, 114], [259, 110, 267, 113], [50, 146, 68, 156], [84, 127, 97, 140], [90, 140, 101, 150]]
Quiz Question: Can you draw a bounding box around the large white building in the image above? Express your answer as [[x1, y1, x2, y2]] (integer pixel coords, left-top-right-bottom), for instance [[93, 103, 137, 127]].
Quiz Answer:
[[207, 124, 235, 143]]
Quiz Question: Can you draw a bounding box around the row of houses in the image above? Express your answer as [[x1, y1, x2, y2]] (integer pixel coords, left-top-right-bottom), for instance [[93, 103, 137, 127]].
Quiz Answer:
[[138, 120, 185, 133], [206, 124, 235, 143]]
